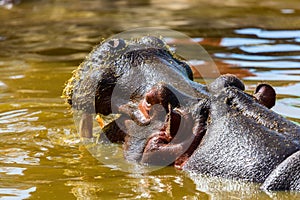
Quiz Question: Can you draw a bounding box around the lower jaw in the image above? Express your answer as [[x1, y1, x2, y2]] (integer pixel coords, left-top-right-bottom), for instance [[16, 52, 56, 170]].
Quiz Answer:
[[96, 112, 204, 168]]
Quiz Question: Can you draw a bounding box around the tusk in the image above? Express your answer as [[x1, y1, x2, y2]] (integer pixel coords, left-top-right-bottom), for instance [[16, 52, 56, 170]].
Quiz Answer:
[[79, 113, 93, 138]]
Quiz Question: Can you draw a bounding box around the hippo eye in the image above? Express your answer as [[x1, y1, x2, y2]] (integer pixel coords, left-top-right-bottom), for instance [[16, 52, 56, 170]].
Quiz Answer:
[[108, 39, 126, 50]]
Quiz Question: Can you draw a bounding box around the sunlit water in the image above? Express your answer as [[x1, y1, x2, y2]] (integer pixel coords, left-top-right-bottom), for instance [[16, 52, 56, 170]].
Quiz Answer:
[[0, 0, 299, 199]]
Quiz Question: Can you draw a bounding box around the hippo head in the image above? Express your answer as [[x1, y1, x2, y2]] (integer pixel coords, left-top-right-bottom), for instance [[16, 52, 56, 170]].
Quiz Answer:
[[63, 36, 300, 191], [63, 36, 207, 140]]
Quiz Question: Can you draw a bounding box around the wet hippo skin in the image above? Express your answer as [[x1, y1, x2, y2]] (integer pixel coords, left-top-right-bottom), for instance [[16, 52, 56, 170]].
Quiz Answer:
[[183, 77, 300, 184], [63, 36, 300, 191]]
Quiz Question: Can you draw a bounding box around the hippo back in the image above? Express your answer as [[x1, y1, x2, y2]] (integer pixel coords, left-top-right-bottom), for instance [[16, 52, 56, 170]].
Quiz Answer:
[[183, 86, 300, 183]]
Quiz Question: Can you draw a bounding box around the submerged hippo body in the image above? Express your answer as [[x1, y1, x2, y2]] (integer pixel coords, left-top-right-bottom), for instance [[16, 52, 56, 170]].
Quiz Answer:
[[63, 36, 300, 191], [184, 81, 300, 186]]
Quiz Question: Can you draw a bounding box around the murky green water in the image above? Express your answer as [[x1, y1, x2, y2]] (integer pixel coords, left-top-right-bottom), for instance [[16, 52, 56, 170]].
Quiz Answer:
[[0, 0, 300, 199]]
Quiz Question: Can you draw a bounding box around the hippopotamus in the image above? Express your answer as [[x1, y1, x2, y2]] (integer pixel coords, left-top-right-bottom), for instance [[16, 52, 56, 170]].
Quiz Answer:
[[62, 36, 300, 191]]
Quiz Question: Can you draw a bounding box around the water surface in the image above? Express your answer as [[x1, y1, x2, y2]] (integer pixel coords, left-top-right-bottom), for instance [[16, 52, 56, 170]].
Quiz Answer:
[[0, 0, 300, 199]]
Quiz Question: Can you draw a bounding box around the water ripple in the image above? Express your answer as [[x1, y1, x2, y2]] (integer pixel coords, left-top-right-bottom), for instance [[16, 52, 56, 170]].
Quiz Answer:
[[0, 148, 39, 165], [244, 71, 300, 81], [273, 98, 300, 120], [221, 60, 300, 69], [0, 187, 36, 200], [215, 52, 300, 61], [235, 28, 300, 39], [228, 28, 300, 88], [0, 1, 300, 198], [0, 109, 45, 133], [275, 83, 300, 97], [220, 37, 273, 47], [0, 167, 26, 175], [240, 44, 300, 53]]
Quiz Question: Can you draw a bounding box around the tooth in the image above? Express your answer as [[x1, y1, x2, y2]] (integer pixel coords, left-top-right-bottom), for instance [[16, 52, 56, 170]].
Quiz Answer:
[[143, 99, 151, 108], [79, 113, 93, 138]]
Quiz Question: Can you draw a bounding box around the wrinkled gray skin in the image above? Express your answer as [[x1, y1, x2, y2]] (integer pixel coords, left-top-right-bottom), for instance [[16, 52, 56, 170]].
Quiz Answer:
[[261, 150, 300, 191], [63, 36, 300, 191], [183, 80, 300, 191], [63, 35, 207, 150]]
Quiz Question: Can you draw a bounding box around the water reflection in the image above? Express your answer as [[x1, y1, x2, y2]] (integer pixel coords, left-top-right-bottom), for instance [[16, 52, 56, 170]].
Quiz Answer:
[[240, 44, 300, 54], [0, 167, 26, 175], [189, 173, 300, 200], [0, 148, 39, 165], [274, 98, 300, 120], [0, 187, 36, 200], [0, 0, 300, 199], [215, 53, 300, 61], [235, 28, 300, 39]]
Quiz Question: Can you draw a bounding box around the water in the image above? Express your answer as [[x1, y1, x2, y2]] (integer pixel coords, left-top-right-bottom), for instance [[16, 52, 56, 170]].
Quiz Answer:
[[0, 0, 299, 199]]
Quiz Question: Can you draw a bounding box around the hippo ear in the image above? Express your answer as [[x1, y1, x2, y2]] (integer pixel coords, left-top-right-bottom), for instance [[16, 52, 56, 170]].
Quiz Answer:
[[254, 83, 276, 109], [261, 150, 300, 191]]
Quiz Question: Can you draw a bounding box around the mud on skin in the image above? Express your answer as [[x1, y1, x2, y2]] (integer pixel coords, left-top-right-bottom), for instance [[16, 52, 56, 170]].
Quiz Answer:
[[63, 36, 300, 191]]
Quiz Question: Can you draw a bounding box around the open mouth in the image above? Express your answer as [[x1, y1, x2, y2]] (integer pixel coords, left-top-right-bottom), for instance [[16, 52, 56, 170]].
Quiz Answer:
[[93, 83, 208, 169]]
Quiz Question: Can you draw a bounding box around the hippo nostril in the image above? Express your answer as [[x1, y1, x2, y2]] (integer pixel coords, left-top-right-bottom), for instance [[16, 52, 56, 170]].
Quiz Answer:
[[145, 90, 160, 105], [254, 83, 276, 109]]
